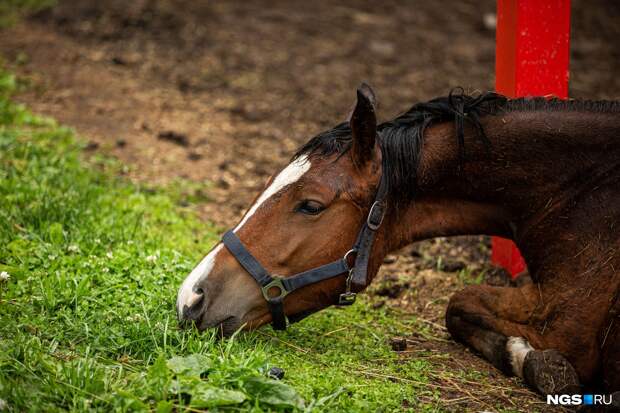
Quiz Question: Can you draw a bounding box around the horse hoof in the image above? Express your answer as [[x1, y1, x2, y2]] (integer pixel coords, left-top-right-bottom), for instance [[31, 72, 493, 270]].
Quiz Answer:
[[522, 349, 580, 395]]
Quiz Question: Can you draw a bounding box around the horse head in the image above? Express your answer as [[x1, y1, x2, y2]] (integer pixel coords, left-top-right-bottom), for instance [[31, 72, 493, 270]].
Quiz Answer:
[[177, 84, 387, 335]]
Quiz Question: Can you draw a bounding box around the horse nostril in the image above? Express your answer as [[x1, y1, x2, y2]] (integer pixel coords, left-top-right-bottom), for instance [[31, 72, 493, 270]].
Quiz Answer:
[[182, 288, 205, 321]]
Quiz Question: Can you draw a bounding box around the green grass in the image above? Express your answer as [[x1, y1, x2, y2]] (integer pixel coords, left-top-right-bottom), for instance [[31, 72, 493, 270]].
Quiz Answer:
[[0, 69, 449, 412]]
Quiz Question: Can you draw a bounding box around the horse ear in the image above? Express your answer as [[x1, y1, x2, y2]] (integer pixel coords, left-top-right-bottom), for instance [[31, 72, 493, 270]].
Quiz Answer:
[[349, 83, 377, 167]]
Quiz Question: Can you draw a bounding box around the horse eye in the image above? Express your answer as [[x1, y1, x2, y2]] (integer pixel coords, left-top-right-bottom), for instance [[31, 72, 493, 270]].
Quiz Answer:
[[296, 200, 325, 215]]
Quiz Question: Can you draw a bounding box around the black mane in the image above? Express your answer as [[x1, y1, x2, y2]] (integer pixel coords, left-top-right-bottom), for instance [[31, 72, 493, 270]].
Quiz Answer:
[[294, 90, 620, 207]]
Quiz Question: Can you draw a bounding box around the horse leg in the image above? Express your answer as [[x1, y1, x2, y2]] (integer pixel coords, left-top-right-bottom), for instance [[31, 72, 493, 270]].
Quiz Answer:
[[445, 283, 581, 395]]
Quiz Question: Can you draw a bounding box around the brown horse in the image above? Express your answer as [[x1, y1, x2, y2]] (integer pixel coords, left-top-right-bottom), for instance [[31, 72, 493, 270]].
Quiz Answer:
[[177, 85, 620, 398]]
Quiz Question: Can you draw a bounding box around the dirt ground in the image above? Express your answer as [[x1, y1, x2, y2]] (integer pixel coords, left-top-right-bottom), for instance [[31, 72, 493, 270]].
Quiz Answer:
[[1, 0, 619, 411]]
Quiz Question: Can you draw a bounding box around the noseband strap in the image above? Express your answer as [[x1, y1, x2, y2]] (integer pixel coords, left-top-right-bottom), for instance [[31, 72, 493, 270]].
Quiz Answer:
[[221, 171, 388, 330], [222, 231, 352, 330]]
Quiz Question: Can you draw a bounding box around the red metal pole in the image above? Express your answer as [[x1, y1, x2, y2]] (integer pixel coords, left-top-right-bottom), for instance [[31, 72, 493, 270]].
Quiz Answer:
[[492, 0, 571, 277]]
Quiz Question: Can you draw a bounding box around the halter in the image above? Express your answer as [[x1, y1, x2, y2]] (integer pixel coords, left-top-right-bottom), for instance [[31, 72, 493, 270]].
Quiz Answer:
[[221, 172, 388, 330]]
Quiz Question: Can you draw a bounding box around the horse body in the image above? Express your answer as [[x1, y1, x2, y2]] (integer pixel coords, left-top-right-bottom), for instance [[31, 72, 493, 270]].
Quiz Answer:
[[403, 109, 620, 392], [177, 87, 620, 396]]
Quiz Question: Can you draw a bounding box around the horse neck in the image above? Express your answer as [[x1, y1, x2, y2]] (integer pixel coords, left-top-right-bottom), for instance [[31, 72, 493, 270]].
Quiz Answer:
[[381, 109, 620, 274]]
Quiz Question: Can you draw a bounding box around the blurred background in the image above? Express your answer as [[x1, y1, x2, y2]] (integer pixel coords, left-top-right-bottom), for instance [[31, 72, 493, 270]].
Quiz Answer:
[[1, 0, 618, 226]]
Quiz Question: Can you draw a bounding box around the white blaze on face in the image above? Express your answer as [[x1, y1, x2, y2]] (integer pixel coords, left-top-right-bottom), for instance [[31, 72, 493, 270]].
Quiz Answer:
[[506, 336, 534, 378], [177, 244, 223, 318], [234, 155, 311, 232], [176, 155, 311, 318]]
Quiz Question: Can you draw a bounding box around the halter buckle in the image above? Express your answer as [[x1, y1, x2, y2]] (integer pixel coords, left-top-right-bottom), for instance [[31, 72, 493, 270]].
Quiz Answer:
[[367, 201, 386, 230], [337, 269, 357, 306], [261, 278, 289, 301]]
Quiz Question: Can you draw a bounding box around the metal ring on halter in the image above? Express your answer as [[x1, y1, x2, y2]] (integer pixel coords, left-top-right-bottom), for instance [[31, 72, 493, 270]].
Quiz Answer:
[[343, 248, 357, 267], [261, 277, 289, 301]]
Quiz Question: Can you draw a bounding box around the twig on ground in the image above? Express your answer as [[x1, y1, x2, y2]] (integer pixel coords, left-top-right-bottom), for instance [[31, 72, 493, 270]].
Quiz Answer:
[[255, 330, 309, 353]]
